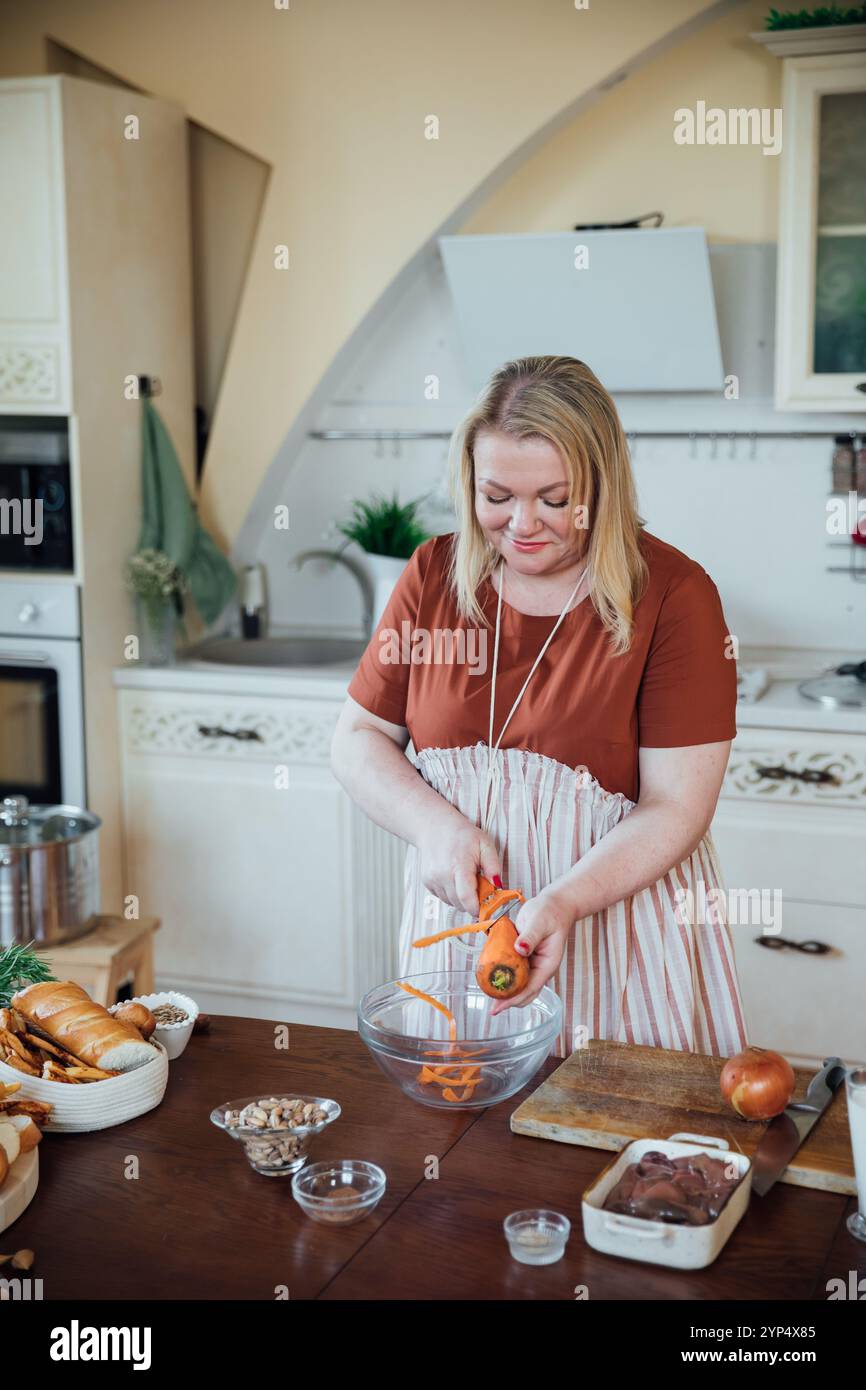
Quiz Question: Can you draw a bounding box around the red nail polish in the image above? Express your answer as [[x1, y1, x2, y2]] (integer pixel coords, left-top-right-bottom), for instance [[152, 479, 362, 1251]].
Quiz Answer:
[[516, 940, 528, 955], [492, 874, 503, 889]]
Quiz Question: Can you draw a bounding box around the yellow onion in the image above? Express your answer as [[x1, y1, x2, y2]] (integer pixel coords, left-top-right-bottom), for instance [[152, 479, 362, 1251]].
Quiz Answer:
[[720, 1046, 795, 1121]]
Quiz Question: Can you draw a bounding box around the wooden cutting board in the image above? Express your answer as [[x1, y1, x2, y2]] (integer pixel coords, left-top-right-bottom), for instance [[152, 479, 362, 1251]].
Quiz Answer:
[[0, 1149, 38, 1234], [511, 1040, 856, 1195]]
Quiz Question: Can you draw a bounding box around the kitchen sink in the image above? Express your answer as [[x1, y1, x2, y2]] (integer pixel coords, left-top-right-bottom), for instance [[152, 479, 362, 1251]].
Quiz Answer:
[[183, 635, 367, 667]]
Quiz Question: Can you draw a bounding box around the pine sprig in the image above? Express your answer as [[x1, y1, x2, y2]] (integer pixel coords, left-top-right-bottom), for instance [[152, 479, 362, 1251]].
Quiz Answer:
[[0, 943, 56, 1008]]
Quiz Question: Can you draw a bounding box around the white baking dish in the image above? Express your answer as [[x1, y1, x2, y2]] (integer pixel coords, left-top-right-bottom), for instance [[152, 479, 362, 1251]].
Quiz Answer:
[[0, 1041, 169, 1133], [582, 1132, 752, 1270]]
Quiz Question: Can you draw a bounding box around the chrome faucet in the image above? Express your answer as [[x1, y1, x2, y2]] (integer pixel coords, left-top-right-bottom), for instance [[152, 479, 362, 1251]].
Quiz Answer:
[[293, 549, 374, 639]]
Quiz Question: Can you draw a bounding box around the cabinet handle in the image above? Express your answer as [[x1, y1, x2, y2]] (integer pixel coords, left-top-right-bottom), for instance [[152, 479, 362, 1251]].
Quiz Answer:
[[197, 724, 263, 742], [754, 763, 839, 786], [755, 936, 832, 955]]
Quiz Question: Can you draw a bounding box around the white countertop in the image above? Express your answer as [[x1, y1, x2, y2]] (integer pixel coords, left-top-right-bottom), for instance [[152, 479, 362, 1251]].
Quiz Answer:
[[112, 656, 355, 699], [735, 678, 866, 736], [113, 652, 866, 736]]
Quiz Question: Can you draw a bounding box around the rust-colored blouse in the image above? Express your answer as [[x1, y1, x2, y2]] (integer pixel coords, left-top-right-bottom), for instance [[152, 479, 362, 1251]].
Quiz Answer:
[[347, 532, 737, 802]]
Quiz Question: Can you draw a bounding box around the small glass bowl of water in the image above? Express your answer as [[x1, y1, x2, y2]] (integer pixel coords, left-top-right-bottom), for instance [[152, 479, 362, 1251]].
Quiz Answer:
[[504, 1209, 571, 1265]]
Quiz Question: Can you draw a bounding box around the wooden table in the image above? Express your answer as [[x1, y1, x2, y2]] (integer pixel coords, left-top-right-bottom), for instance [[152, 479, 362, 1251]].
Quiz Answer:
[[8, 1018, 865, 1301]]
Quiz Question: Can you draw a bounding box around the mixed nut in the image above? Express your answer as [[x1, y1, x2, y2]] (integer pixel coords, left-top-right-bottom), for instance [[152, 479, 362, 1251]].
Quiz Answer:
[[224, 1097, 328, 1132], [222, 1097, 330, 1172]]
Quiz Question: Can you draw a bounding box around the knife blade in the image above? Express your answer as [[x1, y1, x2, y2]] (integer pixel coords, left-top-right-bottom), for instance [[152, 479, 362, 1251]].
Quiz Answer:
[[483, 897, 520, 927], [750, 1056, 847, 1197]]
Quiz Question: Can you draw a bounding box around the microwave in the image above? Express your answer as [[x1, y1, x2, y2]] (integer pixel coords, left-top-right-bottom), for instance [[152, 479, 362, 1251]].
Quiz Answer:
[[0, 416, 74, 572]]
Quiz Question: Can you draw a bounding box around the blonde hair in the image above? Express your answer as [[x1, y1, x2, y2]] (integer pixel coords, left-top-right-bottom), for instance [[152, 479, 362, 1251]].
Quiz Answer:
[[448, 356, 647, 654]]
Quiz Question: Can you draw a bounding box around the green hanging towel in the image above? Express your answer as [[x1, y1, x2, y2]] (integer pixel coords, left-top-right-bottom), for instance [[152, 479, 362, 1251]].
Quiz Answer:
[[135, 398, 237, 625]]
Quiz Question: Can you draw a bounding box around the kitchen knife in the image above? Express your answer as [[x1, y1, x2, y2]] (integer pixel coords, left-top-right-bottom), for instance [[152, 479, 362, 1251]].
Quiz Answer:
[[750, 1056, 847, 1197]]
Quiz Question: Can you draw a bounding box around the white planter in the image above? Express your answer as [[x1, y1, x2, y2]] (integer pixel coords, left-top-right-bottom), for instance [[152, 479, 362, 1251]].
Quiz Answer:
[[364, 553, 408, 629]]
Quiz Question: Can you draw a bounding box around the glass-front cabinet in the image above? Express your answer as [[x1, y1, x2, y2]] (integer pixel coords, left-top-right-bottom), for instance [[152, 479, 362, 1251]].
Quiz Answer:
[[776, 52, 866, 411]]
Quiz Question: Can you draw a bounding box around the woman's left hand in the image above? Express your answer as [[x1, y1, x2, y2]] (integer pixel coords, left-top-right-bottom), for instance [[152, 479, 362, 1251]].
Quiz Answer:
[[489, 889, 574, 1016]]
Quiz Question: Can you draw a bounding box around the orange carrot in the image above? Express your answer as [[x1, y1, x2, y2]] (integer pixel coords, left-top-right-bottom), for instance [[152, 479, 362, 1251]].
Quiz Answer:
[[476, 915, 530, 1001], [397, 980, 457, 1040], [397, 962, 493, 1099], [419, 1066, 479, 1087], [412, 922, 487, 948]]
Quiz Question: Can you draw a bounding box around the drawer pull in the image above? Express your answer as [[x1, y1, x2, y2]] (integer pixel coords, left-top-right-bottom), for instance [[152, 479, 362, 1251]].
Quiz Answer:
[[755, 936, 832, 955], [754, 763, 839, 786], [196, 724, 263, 742]]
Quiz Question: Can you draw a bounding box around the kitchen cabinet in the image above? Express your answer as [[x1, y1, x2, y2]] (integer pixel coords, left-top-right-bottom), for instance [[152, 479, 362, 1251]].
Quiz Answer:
[[0, 81, 71, 411], [775, 52, 866, 411], [712, 726, 866, 1068], [116, 686, 405, 1028], [0, 76, 196, 920]]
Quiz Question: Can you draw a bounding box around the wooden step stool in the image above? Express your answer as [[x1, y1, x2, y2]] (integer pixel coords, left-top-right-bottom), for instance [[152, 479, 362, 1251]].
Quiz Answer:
[[36, 915, 161, 1008]]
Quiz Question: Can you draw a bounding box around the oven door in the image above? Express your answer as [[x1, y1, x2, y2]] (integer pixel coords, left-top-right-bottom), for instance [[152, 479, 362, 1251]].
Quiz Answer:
[[0, 638, 86, 807]]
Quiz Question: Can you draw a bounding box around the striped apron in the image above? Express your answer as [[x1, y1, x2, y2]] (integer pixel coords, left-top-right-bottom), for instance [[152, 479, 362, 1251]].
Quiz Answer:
[[397, 742, 749, 1059]]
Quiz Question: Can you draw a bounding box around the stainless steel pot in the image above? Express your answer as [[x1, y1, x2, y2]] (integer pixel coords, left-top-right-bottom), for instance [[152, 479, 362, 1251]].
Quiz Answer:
[[0, 794, 101, 947]]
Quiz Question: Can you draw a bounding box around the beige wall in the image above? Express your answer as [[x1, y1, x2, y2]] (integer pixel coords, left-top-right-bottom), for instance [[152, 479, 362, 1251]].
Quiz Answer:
[[189, 125, 269, 430], [463, 0, 779, 242], [59, 75, 196, 912], [0, 0, 742, 549]]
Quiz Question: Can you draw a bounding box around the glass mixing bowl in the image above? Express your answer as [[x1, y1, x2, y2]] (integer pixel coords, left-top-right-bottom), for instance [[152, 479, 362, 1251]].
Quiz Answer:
[[358, 971, 562, 1110]]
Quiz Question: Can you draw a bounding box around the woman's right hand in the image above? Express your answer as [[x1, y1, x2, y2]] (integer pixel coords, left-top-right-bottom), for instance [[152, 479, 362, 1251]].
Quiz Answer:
[[415, 811, 502, 915]]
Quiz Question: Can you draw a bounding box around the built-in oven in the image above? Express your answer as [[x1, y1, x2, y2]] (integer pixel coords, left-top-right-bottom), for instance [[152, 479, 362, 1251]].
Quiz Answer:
[[0, 581, 86, 807], [0, 416, 74, 572]]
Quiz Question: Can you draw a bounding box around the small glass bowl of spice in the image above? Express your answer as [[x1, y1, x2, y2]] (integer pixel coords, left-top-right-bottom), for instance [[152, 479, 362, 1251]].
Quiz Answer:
[[211, 1094, 341, 1177], [292, 1160, 386, 1225], [504, 1210, 571, 1265]]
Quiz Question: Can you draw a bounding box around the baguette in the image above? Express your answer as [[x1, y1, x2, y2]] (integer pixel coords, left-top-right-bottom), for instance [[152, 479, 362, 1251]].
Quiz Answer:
[[11, 981, 157, 1073]]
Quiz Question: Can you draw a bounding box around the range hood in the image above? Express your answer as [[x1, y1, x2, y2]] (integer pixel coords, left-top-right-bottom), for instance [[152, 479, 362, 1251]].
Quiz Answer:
[[439, 228, 723, 393]]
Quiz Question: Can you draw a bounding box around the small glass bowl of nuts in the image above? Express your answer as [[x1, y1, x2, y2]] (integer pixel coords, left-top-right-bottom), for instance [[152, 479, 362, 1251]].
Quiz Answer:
[[210, 1093, 341, 1177]]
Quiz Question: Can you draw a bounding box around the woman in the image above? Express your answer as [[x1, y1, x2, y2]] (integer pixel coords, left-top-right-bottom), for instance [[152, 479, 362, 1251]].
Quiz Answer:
[[331, 357, 747, 1058]]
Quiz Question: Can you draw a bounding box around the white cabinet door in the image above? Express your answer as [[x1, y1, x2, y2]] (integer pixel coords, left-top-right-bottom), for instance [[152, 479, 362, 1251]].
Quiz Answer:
[[118, 688, 405, 1028], [123, 753, 355, 1020], [776, 53, 866, 411], [712, 723, 866, 1067], [0, 79, 71, 412], [728, 900, 866, 1069]]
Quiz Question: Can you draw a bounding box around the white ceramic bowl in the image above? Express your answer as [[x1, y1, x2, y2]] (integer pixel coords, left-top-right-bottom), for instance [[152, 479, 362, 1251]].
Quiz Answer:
[[0, 1042, 169, 1133], [582, 1132, 752, 1270], [112, 990, 198, 1060]]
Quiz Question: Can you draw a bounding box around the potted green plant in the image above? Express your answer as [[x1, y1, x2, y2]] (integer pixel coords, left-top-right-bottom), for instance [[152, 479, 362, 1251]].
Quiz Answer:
[[339, 493, 428, 626]]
